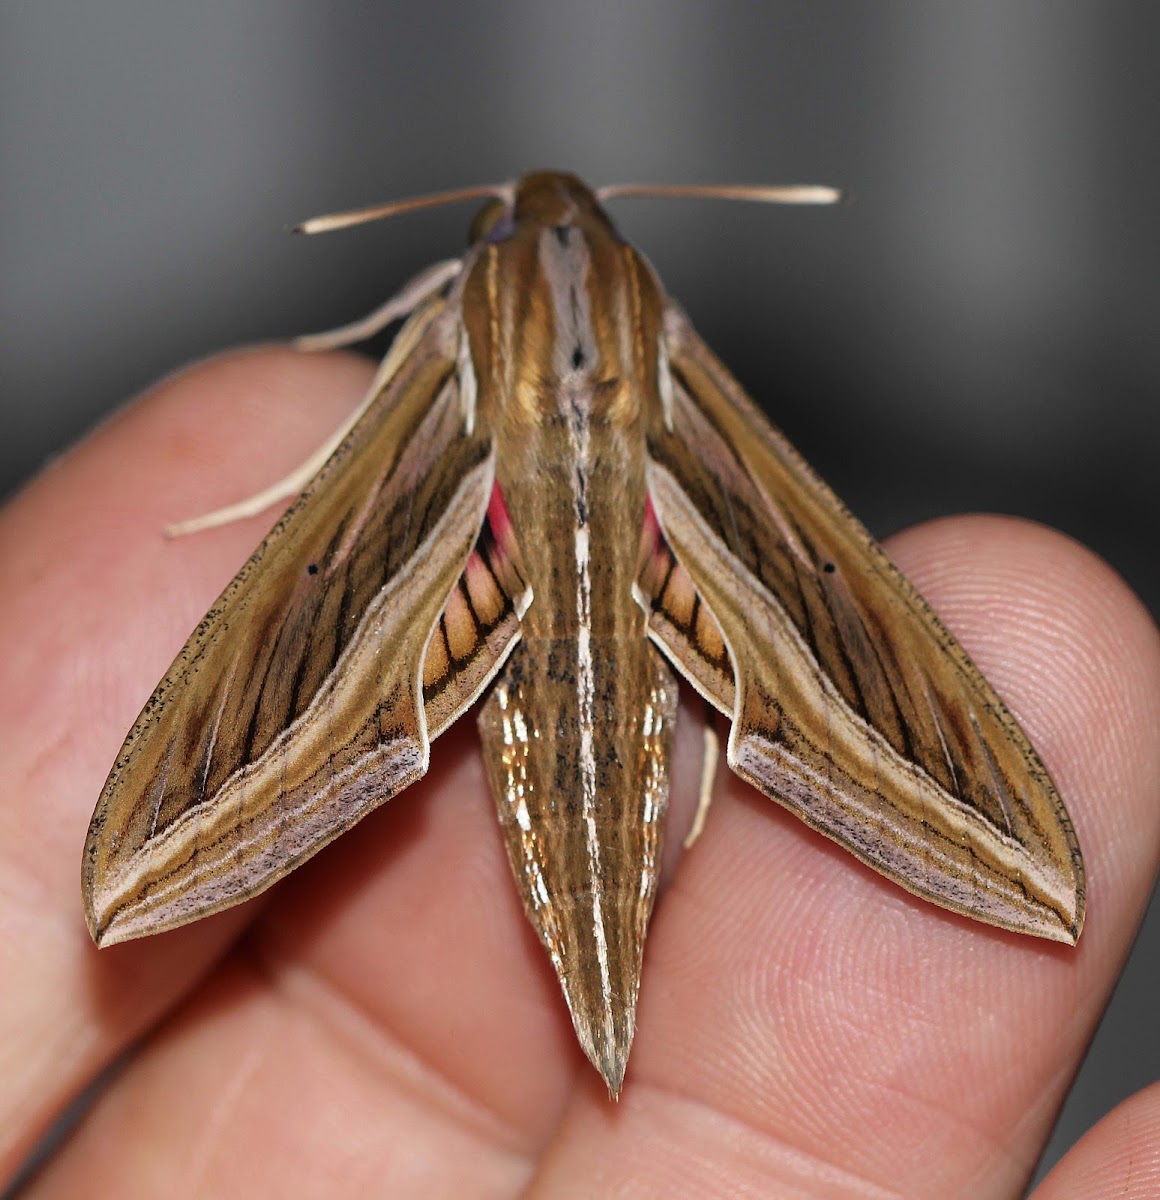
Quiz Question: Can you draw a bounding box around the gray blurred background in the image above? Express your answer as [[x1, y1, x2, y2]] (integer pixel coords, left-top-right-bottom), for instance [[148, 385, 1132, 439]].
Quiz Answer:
[[1, 2, 1156, 1188]]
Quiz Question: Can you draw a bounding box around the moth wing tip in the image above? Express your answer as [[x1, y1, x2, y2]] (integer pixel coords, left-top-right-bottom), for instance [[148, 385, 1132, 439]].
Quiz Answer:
[[1065, 904, 1085, 947], [83, 883, 135, 949], [85, 906, 112, 948], [1029, 894, 1084, 947], [88, 915, 152, 950], [85, 904, 117, 949], [81, 874, 102, 946], [1052, 924, 1081, 949], [1053, 879, 1085, 946]]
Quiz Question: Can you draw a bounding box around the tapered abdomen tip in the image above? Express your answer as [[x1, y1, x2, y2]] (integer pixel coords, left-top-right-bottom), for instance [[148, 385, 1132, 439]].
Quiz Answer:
[[571, 1004, 634, 1099]]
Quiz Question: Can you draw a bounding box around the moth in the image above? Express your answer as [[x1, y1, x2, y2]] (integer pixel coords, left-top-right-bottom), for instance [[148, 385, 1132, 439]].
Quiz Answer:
[[84, 170, 1084, 1096]]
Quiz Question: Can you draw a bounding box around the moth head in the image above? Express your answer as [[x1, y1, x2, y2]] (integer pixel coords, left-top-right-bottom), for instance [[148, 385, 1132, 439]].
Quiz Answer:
[[467, 172, 617, 245], [519, 171, 619, 228]]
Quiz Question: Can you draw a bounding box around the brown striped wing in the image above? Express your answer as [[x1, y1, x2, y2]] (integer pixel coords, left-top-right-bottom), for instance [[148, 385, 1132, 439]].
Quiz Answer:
[[84, 298, 512, 946], [643, 306, 1084, 943]]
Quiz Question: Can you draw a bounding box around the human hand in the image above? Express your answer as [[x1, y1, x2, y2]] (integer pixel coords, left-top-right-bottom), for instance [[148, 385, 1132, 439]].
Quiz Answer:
[[2, 348, 1158, 1197]]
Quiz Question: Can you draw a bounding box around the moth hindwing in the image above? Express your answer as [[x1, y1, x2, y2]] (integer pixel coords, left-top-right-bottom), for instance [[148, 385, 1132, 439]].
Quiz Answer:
[[85, 170, 1084, 1097]]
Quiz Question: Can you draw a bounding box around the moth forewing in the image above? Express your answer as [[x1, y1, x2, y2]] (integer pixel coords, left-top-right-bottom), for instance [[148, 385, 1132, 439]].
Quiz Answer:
[[85, 171, 1083, 1101], [84, 295, 503, 947], [645, 457, 1081, 942], [642, 306, 1083, 943]]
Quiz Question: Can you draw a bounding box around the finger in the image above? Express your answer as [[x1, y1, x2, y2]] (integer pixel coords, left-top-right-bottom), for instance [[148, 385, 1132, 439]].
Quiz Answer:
[[12, 700, 710, 1196], [25, 954, 534, 1200], [523, 516, 1160, 1197], [7, 344, 700, 1195], [0, 347, 375, 1179], [26, 720, 590, 1195], [1033, 1080, 1160, 1198]]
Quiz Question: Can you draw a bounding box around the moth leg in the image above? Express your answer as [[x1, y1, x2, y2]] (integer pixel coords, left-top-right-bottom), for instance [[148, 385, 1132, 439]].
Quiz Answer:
[[166, 450, 336, 537], [683, 699, 720, 849], [167, 337, 413, 537], [167, 260, 468, 537], [295, 258, 462, 352]]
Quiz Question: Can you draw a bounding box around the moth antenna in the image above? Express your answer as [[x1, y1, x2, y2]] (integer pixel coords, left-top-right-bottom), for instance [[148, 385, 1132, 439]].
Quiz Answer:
[[596, 182, 840, 206], [293, 181, 515, 235]]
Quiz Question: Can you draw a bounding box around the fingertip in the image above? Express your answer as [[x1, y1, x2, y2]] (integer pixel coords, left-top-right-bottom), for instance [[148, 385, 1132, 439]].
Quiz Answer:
[[1036, 1080, 1160, 1199]]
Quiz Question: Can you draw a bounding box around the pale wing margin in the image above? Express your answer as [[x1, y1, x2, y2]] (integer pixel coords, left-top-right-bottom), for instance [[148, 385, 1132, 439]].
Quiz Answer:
[[85, 295, 510, 946], [643, 305, 1084, 943]]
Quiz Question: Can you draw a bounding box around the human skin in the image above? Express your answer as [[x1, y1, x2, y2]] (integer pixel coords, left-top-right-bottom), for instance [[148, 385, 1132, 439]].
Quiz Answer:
[[1, 347, 1158, 1198]]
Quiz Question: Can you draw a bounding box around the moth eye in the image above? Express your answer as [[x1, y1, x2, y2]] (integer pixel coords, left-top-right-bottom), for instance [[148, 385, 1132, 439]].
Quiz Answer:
[[306, 563, 319, 576], [468, 199, 515, 245], [823, 562, 836, 574]]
